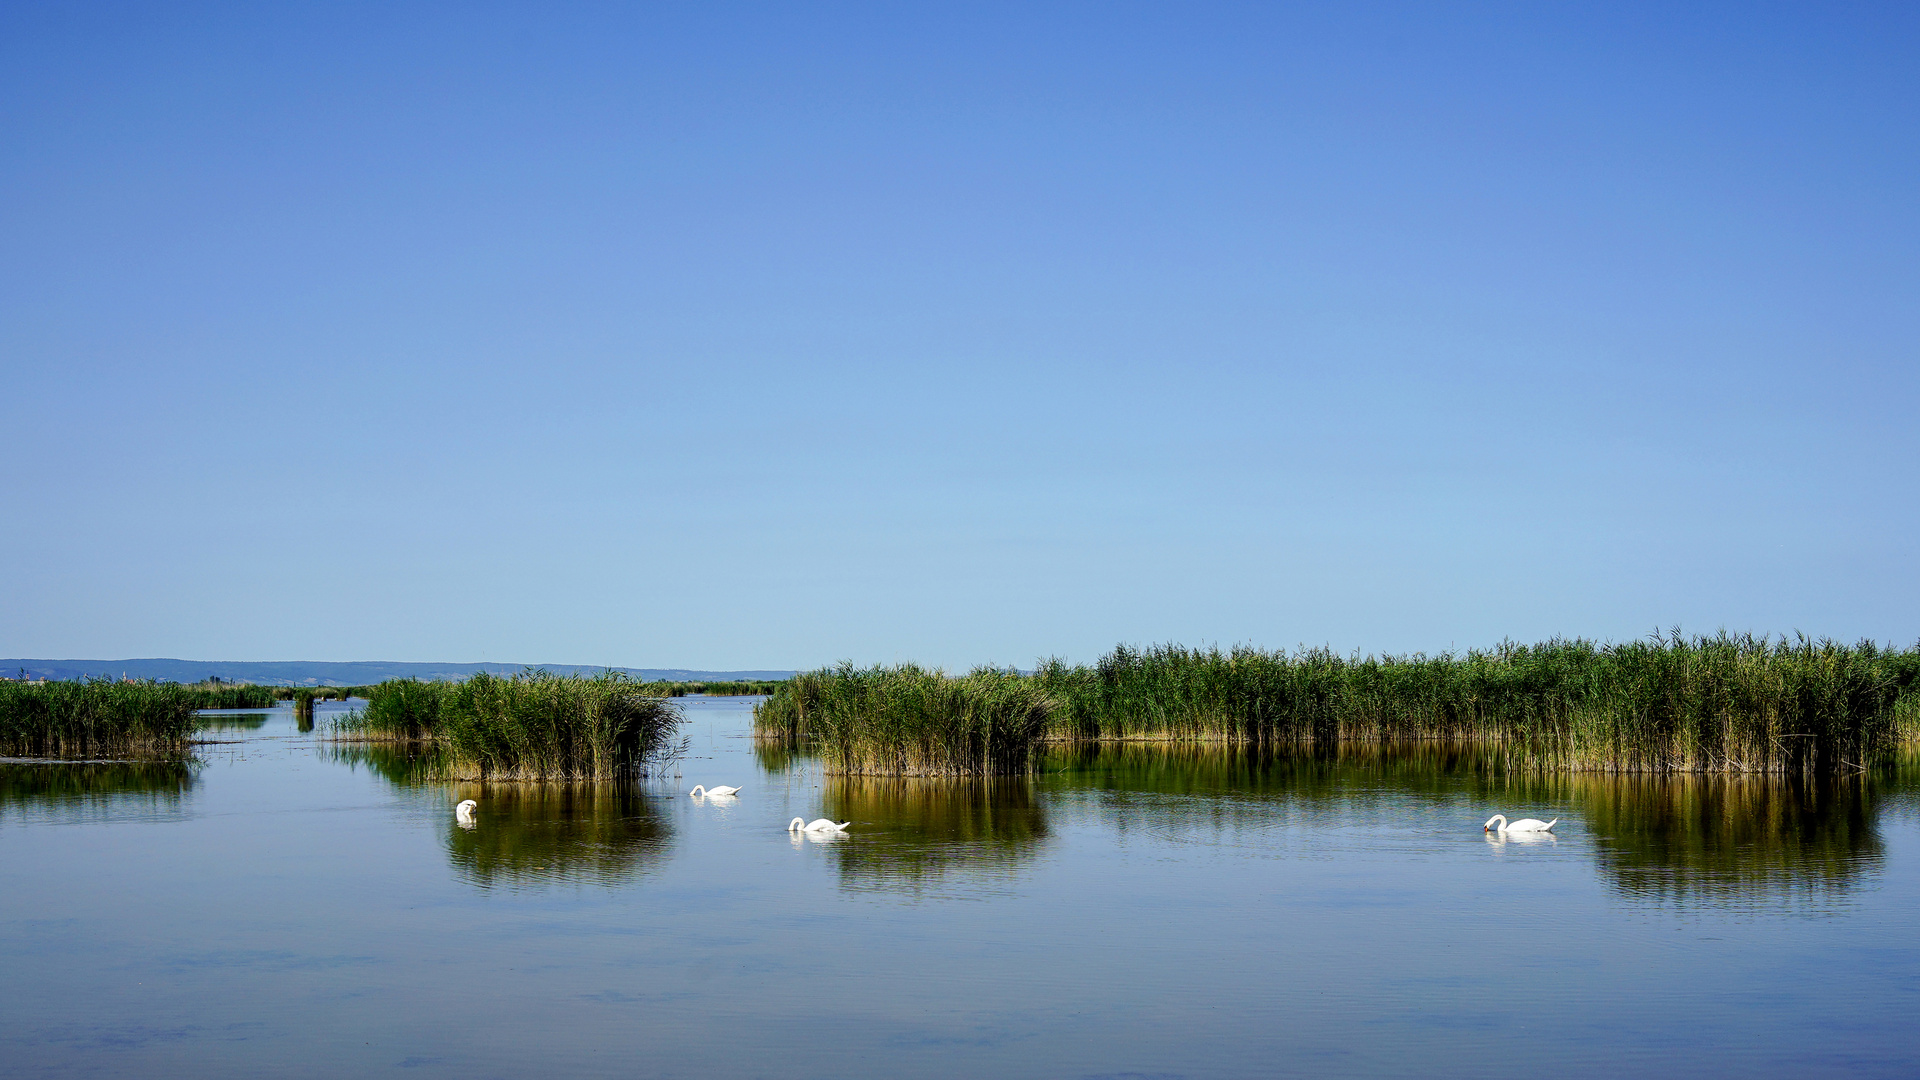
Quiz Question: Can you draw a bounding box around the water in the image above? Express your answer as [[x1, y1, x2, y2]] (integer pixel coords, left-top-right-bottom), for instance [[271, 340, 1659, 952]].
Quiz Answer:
[[4, 698, 1918, 1078]]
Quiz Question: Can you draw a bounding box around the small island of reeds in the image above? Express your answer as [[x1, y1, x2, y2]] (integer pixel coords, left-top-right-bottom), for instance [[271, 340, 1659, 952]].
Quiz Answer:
[[0, 678, 206, 756], [336, 669, 685, 780], [754, 633, 1920, 777]]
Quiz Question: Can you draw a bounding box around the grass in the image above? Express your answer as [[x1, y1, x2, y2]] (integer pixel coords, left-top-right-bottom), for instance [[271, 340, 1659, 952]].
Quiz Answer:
[[0, 678, 201, 756], [338, 670, 686, 780], [757, 634, 1920, 776]]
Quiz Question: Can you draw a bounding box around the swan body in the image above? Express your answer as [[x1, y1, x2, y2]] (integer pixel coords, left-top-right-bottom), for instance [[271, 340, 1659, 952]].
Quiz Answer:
[[1484, 813, 1556, 834], [455, 799, 477, 824], [789, 817, 849, 834], [690, 784, 742, 797]]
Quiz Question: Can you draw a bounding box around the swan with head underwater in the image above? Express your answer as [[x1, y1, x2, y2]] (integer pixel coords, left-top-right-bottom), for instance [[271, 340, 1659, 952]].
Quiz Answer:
[[789, 817, 850, 834], [689, 784, 742, 798], [455, 799, 477, 826], [1484, 813, 1557, 834]]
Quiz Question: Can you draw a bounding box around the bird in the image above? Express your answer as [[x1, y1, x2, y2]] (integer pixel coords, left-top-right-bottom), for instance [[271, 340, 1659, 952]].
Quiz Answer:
[[789, 817, 849, 833], [690, 784, 742, 797], [455, 799, 477, 824], [1483, 813, 1556, 834]]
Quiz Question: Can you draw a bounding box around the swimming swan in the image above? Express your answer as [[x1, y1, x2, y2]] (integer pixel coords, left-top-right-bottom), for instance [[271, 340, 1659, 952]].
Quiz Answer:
[[789, 817, 849, 834], [690, 785, 742, 797], [1484, 813, 1556, 834], [455, 799, 477, 824]]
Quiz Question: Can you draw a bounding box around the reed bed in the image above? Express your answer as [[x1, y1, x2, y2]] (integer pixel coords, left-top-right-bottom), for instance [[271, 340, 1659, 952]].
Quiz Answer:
[[758, 635, 1920, 776], [0, 678, 200, 756], [752, 663, 1057, 776], [626, 678, 785, 697], [338, 670, 685, 780], [273, 685, 375, 702], [185, 683, 279, 709]]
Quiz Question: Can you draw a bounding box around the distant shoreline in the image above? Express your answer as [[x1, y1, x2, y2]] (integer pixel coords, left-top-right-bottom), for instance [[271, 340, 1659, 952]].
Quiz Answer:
[[0, 658, 796, 688]]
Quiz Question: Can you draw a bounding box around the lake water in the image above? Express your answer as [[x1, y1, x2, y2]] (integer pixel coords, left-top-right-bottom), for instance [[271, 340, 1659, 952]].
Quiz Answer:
[[4, 698, 1918, 1078]]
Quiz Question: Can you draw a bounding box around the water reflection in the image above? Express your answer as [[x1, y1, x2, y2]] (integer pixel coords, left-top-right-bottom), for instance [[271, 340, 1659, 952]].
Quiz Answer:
[[443, 784, 673, 890], [0, 759, 197, 825], [1576, 773, 1880, 911], [325, 740, 444, 786], [1042, 739, 1546, 799], [325, 743, 674, 888], [1035, 742, 1886, 910], [753, 739, 801, 775], [195, 712, 272, 732], [818, 776, 1048, 896]]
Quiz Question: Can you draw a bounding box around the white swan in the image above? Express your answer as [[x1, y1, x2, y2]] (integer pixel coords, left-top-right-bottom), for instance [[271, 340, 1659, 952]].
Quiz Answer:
[[1484, 813, 1556, 834], [690, 785, 742, 797], [789, 817, 849, 834], [455, 799, 477, 824]]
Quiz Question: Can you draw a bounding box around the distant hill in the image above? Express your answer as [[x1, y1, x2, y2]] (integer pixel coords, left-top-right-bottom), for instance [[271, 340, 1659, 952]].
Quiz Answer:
[[0, 658, 795, 687]]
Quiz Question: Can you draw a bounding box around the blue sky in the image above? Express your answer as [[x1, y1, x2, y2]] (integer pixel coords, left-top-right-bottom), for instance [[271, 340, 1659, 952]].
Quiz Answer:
[[2, 2, 1915, 669]]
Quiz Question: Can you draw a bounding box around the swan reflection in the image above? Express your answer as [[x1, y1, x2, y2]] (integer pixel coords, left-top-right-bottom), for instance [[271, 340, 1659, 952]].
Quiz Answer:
[[790, 828, 848, 849], [1485, 831, 1557, 852]]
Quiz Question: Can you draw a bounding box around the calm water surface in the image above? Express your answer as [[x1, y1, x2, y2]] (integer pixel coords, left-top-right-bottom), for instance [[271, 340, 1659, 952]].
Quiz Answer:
[[4, 698, 1918, 1078]]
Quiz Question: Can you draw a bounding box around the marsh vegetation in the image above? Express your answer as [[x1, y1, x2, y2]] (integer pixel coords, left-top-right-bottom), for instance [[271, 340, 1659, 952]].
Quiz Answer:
[[757, 634, 1920, 776], [338, 670, 685, 780], [753, 664, 1057, 775], [0, 678, 202, 756]]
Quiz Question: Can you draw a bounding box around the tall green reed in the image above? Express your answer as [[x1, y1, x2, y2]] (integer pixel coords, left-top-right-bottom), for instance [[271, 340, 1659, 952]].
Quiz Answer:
[[753, 663, 1056, 776], [0, 678, 200, 756], [760, 634, 1918, 775], [339, 671, 685, 780]]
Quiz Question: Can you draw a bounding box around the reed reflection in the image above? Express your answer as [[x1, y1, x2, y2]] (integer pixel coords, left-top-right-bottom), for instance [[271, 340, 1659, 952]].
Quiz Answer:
[[1576, 773, 1881, 911], [326, 740, 443, 786], [1044, 740, 1531, 798], [443, 783, 673, 890], [752, 739, 802, 775], [194, 713, 272, 732], [326, 743, 674, 888], [1038, 742, 1887, 908], [0, 759, 197, 825], [1036, 742, 1559, 847], [818, 775, 1048, 895]]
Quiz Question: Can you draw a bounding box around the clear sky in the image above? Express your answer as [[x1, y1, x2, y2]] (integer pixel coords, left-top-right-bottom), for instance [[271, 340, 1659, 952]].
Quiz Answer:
[[2, 2, 1915, 670]]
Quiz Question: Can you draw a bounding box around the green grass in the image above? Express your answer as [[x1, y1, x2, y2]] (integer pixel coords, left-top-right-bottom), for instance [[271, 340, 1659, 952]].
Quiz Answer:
[[757, 634, 1920, 775], [338, 670, 685, 780], [0, 678, 201, 756]]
